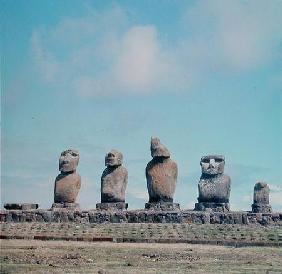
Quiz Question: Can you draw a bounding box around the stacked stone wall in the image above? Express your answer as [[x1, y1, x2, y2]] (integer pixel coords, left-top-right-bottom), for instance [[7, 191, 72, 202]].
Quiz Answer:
[[1, 209, 281, 226]]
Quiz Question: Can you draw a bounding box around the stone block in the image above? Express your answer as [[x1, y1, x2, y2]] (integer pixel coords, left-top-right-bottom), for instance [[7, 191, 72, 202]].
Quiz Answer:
[[96, 202, 128, 210], [145, 202, 180, 211], [4, 203, 39, 210], [195, 202, 230, 212], [51, 202, 80, 210]]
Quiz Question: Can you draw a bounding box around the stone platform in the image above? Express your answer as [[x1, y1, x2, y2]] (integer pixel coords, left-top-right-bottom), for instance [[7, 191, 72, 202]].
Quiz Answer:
[[145, 202, 180, 211], [0, 209, 281, 226], [4, 203, 38, 210], [96, 202, 128, 210], [195, 202, 230, 212], [51, 202, 80, 210]]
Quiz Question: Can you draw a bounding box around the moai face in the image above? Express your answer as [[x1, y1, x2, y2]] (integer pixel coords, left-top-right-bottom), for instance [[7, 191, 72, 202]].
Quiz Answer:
[[150, 137, 170, 158], [59, 149, 79, 173], [105, 149, 123, 167], [200, 155, 225, 175]]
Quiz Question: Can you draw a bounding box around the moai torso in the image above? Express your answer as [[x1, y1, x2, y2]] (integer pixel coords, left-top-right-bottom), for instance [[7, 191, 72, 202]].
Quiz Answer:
[[54, 173, 81, 203], [146, 137, 178, 203], [252, 182, 272, 213], [253, 182, 270, 204], [198, 155, 231, 203], [101, 150, 128, 203], [54, 149, 81, 203]]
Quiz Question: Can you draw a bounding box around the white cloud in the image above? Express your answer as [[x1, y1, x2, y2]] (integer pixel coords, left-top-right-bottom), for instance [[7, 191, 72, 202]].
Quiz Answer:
[[29, 1, 282, 96], [113, 26, 160, 91], [183, 0, 282, 71], [30, 31, 59, 83]]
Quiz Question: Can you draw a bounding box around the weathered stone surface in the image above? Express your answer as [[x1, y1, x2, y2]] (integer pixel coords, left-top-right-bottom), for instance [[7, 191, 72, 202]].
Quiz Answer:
[[253, 182, 270, 204], [96, 202, 128, 210], [1, 209, 281, 225], [4, 203, 38, 210], [51, 202, 80, 210], [252, 204, 272, 213], [100, 150, 128, 204], [146, 137, 178, 204], [150, 137, 170, 157], [195, 155, 231, 212], [54, 149, 81, 204], [54, 173, 81, 203], [145, 202, 180, 211], [252, 182, 272, 213], [195, 202, 229, 212]]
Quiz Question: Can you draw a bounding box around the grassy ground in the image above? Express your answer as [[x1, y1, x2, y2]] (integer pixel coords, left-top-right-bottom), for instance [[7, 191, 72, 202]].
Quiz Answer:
[[1, 239, 282, 274]]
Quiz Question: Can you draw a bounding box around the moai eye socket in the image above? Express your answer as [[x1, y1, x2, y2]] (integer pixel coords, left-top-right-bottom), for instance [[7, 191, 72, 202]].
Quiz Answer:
[[215, 158, 223, 163], [202, 159, 210, 163]]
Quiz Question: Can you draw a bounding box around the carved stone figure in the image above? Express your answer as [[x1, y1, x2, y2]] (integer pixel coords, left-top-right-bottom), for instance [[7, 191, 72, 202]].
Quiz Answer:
[[145, 137, 179, 210], [96, 149, 128, 210], [252, 182, 272, 213], [52, 149, 81, 210], [195, 155, 231, 212]]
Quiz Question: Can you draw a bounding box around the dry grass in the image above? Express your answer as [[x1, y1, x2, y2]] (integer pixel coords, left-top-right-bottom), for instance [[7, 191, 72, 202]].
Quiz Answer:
[[1, 240, 282, 273]]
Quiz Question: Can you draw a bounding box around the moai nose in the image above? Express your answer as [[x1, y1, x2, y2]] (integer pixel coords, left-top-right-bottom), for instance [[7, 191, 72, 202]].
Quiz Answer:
[[209, 159, 215, 168]]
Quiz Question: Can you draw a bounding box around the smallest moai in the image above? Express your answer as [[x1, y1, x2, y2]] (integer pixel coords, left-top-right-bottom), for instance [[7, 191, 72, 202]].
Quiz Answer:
[[96, 149, 128, 210], [252, 182, 272, 213], [52, 149, 81, 210]]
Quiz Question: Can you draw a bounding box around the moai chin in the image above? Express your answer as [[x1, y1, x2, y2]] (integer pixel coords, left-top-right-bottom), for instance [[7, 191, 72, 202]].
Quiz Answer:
[[52, 149, 81, 210], [145, 137, 179, 210], [96, 149, 128, 210], [195, 155, 231, 212], [252, 182, 272, 213]]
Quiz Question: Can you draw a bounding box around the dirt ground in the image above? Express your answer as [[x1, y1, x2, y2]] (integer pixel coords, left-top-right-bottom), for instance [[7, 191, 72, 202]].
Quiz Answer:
[[1, 239, 281, 274]]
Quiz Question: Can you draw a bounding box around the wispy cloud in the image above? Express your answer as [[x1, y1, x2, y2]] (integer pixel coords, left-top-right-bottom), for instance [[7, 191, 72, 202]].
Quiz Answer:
[[182, 0, 282, 71], [28, 1, 282, 97], [31, 31, 59, 83]]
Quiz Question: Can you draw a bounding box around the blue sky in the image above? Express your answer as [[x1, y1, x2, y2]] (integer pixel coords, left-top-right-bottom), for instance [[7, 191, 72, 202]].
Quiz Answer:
[[1, 0, 282, 211]]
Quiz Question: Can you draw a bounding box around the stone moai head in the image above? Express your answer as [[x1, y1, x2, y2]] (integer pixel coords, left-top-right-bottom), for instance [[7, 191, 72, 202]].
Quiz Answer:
[[59, 149, 79, 173], [254, 182, 270, 204], [200, 155, 225, 175], [105, 149, 123, 167], [150, 137, 170, 158]]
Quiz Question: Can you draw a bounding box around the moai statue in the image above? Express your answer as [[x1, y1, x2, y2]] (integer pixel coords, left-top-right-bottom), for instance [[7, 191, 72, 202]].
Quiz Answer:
[[252, 182, 272, 213], [96, 149, 128, 210], [145, 137, 179, 210], [52, 149, 81, 210], [195, 155, 231, 212]]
